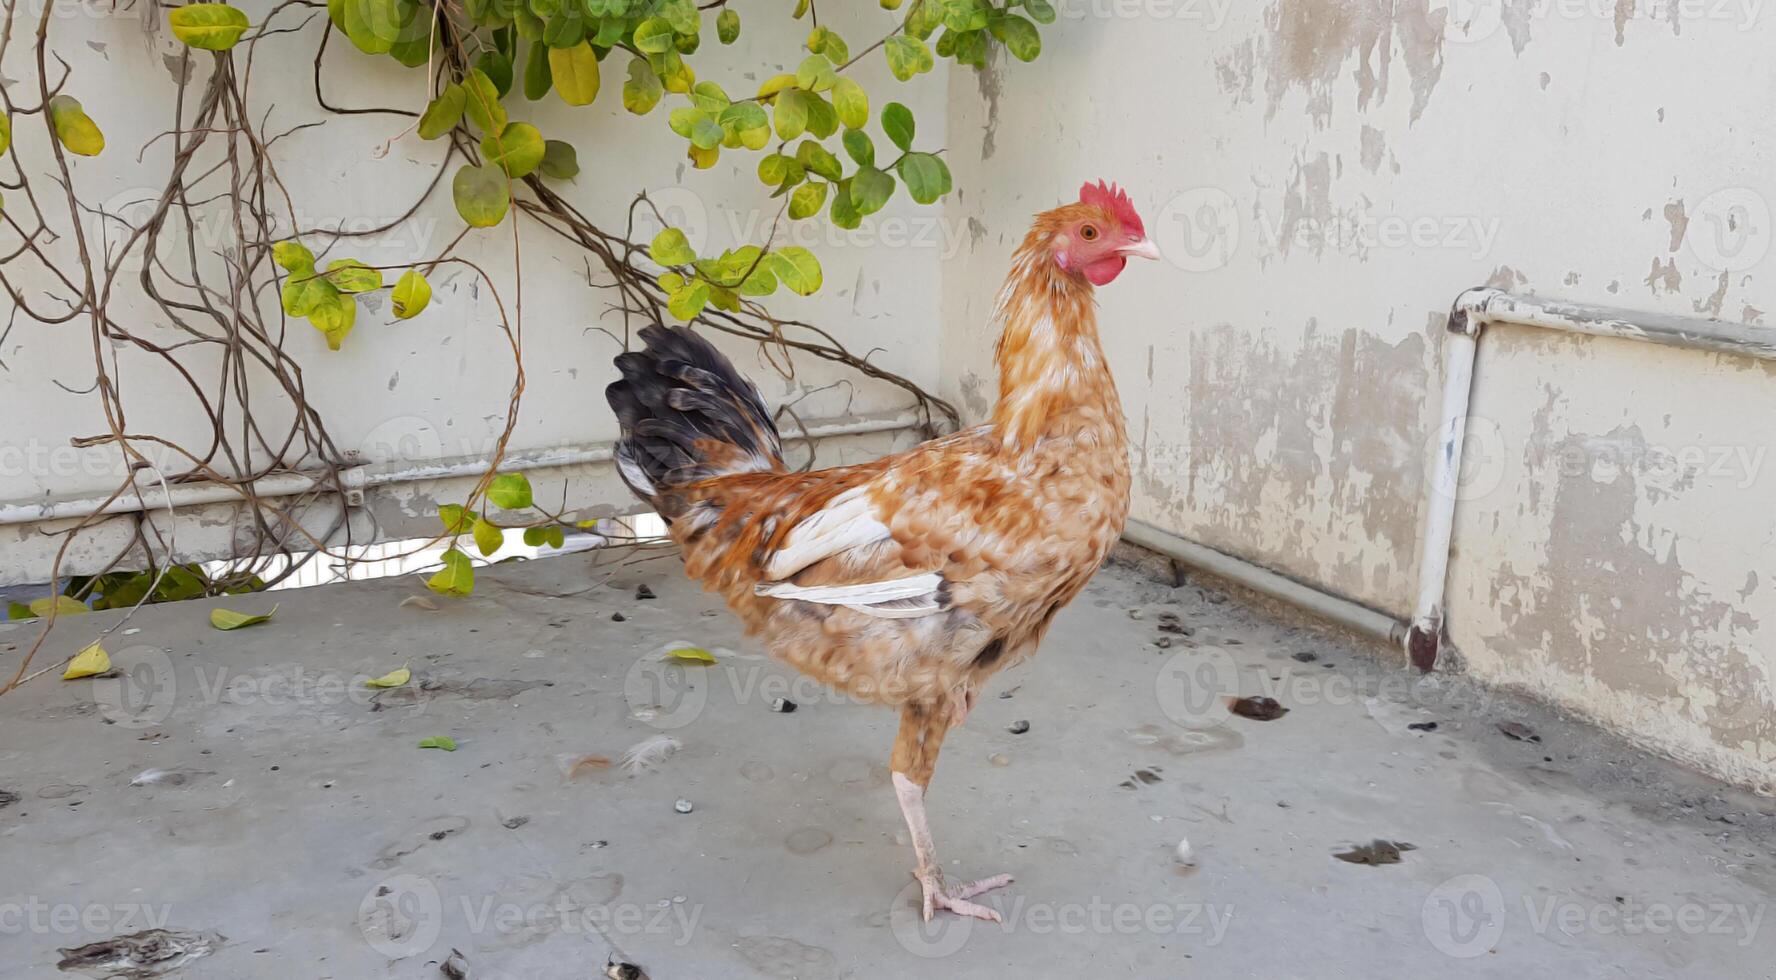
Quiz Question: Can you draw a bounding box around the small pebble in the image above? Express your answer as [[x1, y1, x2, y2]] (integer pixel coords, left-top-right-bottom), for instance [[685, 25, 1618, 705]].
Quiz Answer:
[[635, 584, 656, 600], [770, 697, 797, 713], [611, 612, 627, 622], [1127, 608, 1144, 620], [1007, 720, 1030, 735], [1153, 636, 1172, 649], [674, 799, 693, 814], [1291, 651, 1318, 663], [988, 753, 1010, 767], [589, 840, 608, 848]]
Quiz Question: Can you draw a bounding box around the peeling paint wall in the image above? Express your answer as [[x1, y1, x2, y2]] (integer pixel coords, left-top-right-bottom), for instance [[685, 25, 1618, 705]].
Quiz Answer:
[[941, 1, 1776, 787], [0, 11, 947, 583]]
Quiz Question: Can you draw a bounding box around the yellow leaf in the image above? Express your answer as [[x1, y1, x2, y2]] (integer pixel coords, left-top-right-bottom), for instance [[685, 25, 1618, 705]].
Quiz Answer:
[[364, 666, 411, 688], [48, 95, 104, 157], [209, 604, 277, 630], [29, 595, 89, 618], [665, 646, 716, 664], [549, 41, 602, 106], [62, 641, 110, 680], [168, 3, 251, 50]]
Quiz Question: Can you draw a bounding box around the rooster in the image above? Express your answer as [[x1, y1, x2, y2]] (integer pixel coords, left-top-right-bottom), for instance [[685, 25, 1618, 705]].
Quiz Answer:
[[607, 181, 1158, 921]]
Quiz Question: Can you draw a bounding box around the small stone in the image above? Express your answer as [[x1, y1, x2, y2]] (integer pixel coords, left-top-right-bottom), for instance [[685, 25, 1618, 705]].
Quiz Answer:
[[502, 815, 530, 830], [770, 697, 797, 713], [589, 839, 608, 848], [1291, 651, 1318, 663], [611, 612, 627, 622], [1007, 720, 1030, 735], [635, 584, 656, 600], [988, 753, 1010, 767], [1127, 609, 1144, 620], [674, 799, 693, 814], [1153, 636, 1172, 649]]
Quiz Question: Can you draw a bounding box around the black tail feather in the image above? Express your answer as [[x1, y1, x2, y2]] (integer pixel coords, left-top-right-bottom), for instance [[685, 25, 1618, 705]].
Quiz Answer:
[[606, 326, 782, 517]]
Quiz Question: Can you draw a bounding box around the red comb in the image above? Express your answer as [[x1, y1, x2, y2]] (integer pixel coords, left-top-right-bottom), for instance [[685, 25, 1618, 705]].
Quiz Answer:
[[1079, 180, 1144, 236]]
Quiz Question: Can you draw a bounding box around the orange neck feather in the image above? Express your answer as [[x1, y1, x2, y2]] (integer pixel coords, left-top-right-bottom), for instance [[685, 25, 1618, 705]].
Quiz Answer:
[[990, 224, 1125, 450]]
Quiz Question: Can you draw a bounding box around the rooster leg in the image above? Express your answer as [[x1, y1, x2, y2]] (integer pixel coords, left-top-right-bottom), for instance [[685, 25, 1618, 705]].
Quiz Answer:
[[891, 701, 1014, 923]]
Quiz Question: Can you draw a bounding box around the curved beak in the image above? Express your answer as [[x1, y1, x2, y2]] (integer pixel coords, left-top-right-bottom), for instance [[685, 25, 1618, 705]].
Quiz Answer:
[[1118, 238, 1162, 261]]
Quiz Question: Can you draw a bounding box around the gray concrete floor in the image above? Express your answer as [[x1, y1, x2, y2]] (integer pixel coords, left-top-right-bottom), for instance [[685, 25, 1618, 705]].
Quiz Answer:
[[2, 549, 1772, 979]]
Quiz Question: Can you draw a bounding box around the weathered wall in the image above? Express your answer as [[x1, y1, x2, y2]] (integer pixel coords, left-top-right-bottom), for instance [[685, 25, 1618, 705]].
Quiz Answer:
[[941, 0, 1776, 788], [0, 7, 947, 583]]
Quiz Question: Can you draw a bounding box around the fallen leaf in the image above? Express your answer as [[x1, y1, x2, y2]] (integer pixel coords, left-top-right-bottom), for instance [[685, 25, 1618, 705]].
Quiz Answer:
[[1498, 721, 1541, 743], [209, 605, 277, 630], [1228, 696, 1289, 721], [569, 755, 612, 779], [1333, 839, 1416, 866], [665, 646, 716, 664], [400, 595, 439, 611], [419, 736, 457, 751], [364, 667, 412, 689], [30, 595, 89, 618], [62, 641, 110, 680]]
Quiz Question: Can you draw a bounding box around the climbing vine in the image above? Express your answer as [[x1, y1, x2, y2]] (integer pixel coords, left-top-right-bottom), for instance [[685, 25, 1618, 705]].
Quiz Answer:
[[0, 0, 1055, 688]]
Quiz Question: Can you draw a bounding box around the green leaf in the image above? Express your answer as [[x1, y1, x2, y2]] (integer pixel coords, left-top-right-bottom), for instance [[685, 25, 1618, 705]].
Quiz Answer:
[[789, 181, 828, 220], [481, 121, 545, 177], [462, 68, 508, 134], [272, 239, 316, 274], [322, 258, 383, 294], [758, 153, 804, 191], [769, 246, 822, 295], [882, 101, 915, 151], [668, 279, 710, 320], [28, 595, 89, 618], [774, 89, 812, 141], [691, 80, 731, 114], [650, 227, 696, 266], [168, 3, 251, 50], [632, 16, 674, 53], [523, 40, 553, 100], [719, 103, 770, 150], [549, 41, 601, 105], [7, 601, 34, 620], [452, 163, 510, 228], [426, 548, 475, 597], [476, 50, 514, 97], [989, 12, 1041, 61], [390, 28, 435, 67], [342, 0, 401, 53], [661, 0, 698, 33], [897, 152, 952, 204], [473, 516, 505, 556], [1024, 0, 1056, 24], [832, 77, 868, 130], [418, 736, 458, 751], [623, 57, 663, 113], [829, 179, 862, 229], [0, 113, 10, 157], [539, 139, 579, 179], [48, 96, 104, 157], [488, 472, 534, 510], [418, 83, 466, 139], [392, 269, 432, 319], [439, 503, 472, 534], [716, 7, 738, 43], [522, 526, 549, 546], [884, 35, 934, 81], [542, 10, 587, 47], [810, 25, 849, 62], [364, 666, 411, 688], [308, 291, 357, 350], [796, 140, 842, 182], [945, 0, 990, 30], [795, 54, 836, 93], [842, 129, 874, 167], [804, 94, 838, 138], [850, 166, 895, 216], [210, 605, 277, 630], [280, 276, 336, 318]]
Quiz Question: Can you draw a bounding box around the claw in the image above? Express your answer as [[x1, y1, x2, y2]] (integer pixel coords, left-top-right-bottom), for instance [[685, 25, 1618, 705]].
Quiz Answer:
[[915, 867, 1015, 922]]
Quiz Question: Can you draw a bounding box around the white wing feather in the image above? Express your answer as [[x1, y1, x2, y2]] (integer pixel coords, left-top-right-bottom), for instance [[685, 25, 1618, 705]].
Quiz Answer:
[[761, 485, 890, 581]]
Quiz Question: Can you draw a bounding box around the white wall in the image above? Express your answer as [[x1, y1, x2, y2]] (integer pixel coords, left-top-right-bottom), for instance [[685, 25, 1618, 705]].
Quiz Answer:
[[940, 0, 1776, 789], [0, 5, 946, 582]]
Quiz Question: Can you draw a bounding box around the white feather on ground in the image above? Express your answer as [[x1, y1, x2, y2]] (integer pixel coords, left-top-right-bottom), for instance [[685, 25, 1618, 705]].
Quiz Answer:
[[620, 734, 682, 774]]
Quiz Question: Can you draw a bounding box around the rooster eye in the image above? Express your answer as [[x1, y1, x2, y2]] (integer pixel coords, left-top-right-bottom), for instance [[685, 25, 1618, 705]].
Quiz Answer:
[[1080, 225, 1099, 241]]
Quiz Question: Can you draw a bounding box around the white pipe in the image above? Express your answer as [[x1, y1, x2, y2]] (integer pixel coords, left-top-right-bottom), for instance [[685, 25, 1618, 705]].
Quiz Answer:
[[1123, 519, 1407, 646], [1407, 287, 1776, 670], [0, 412, 924, 528]]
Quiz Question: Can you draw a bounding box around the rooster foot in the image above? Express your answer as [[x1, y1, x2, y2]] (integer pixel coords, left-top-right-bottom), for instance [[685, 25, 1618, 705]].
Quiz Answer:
[[915, 867, 1014, 922]]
